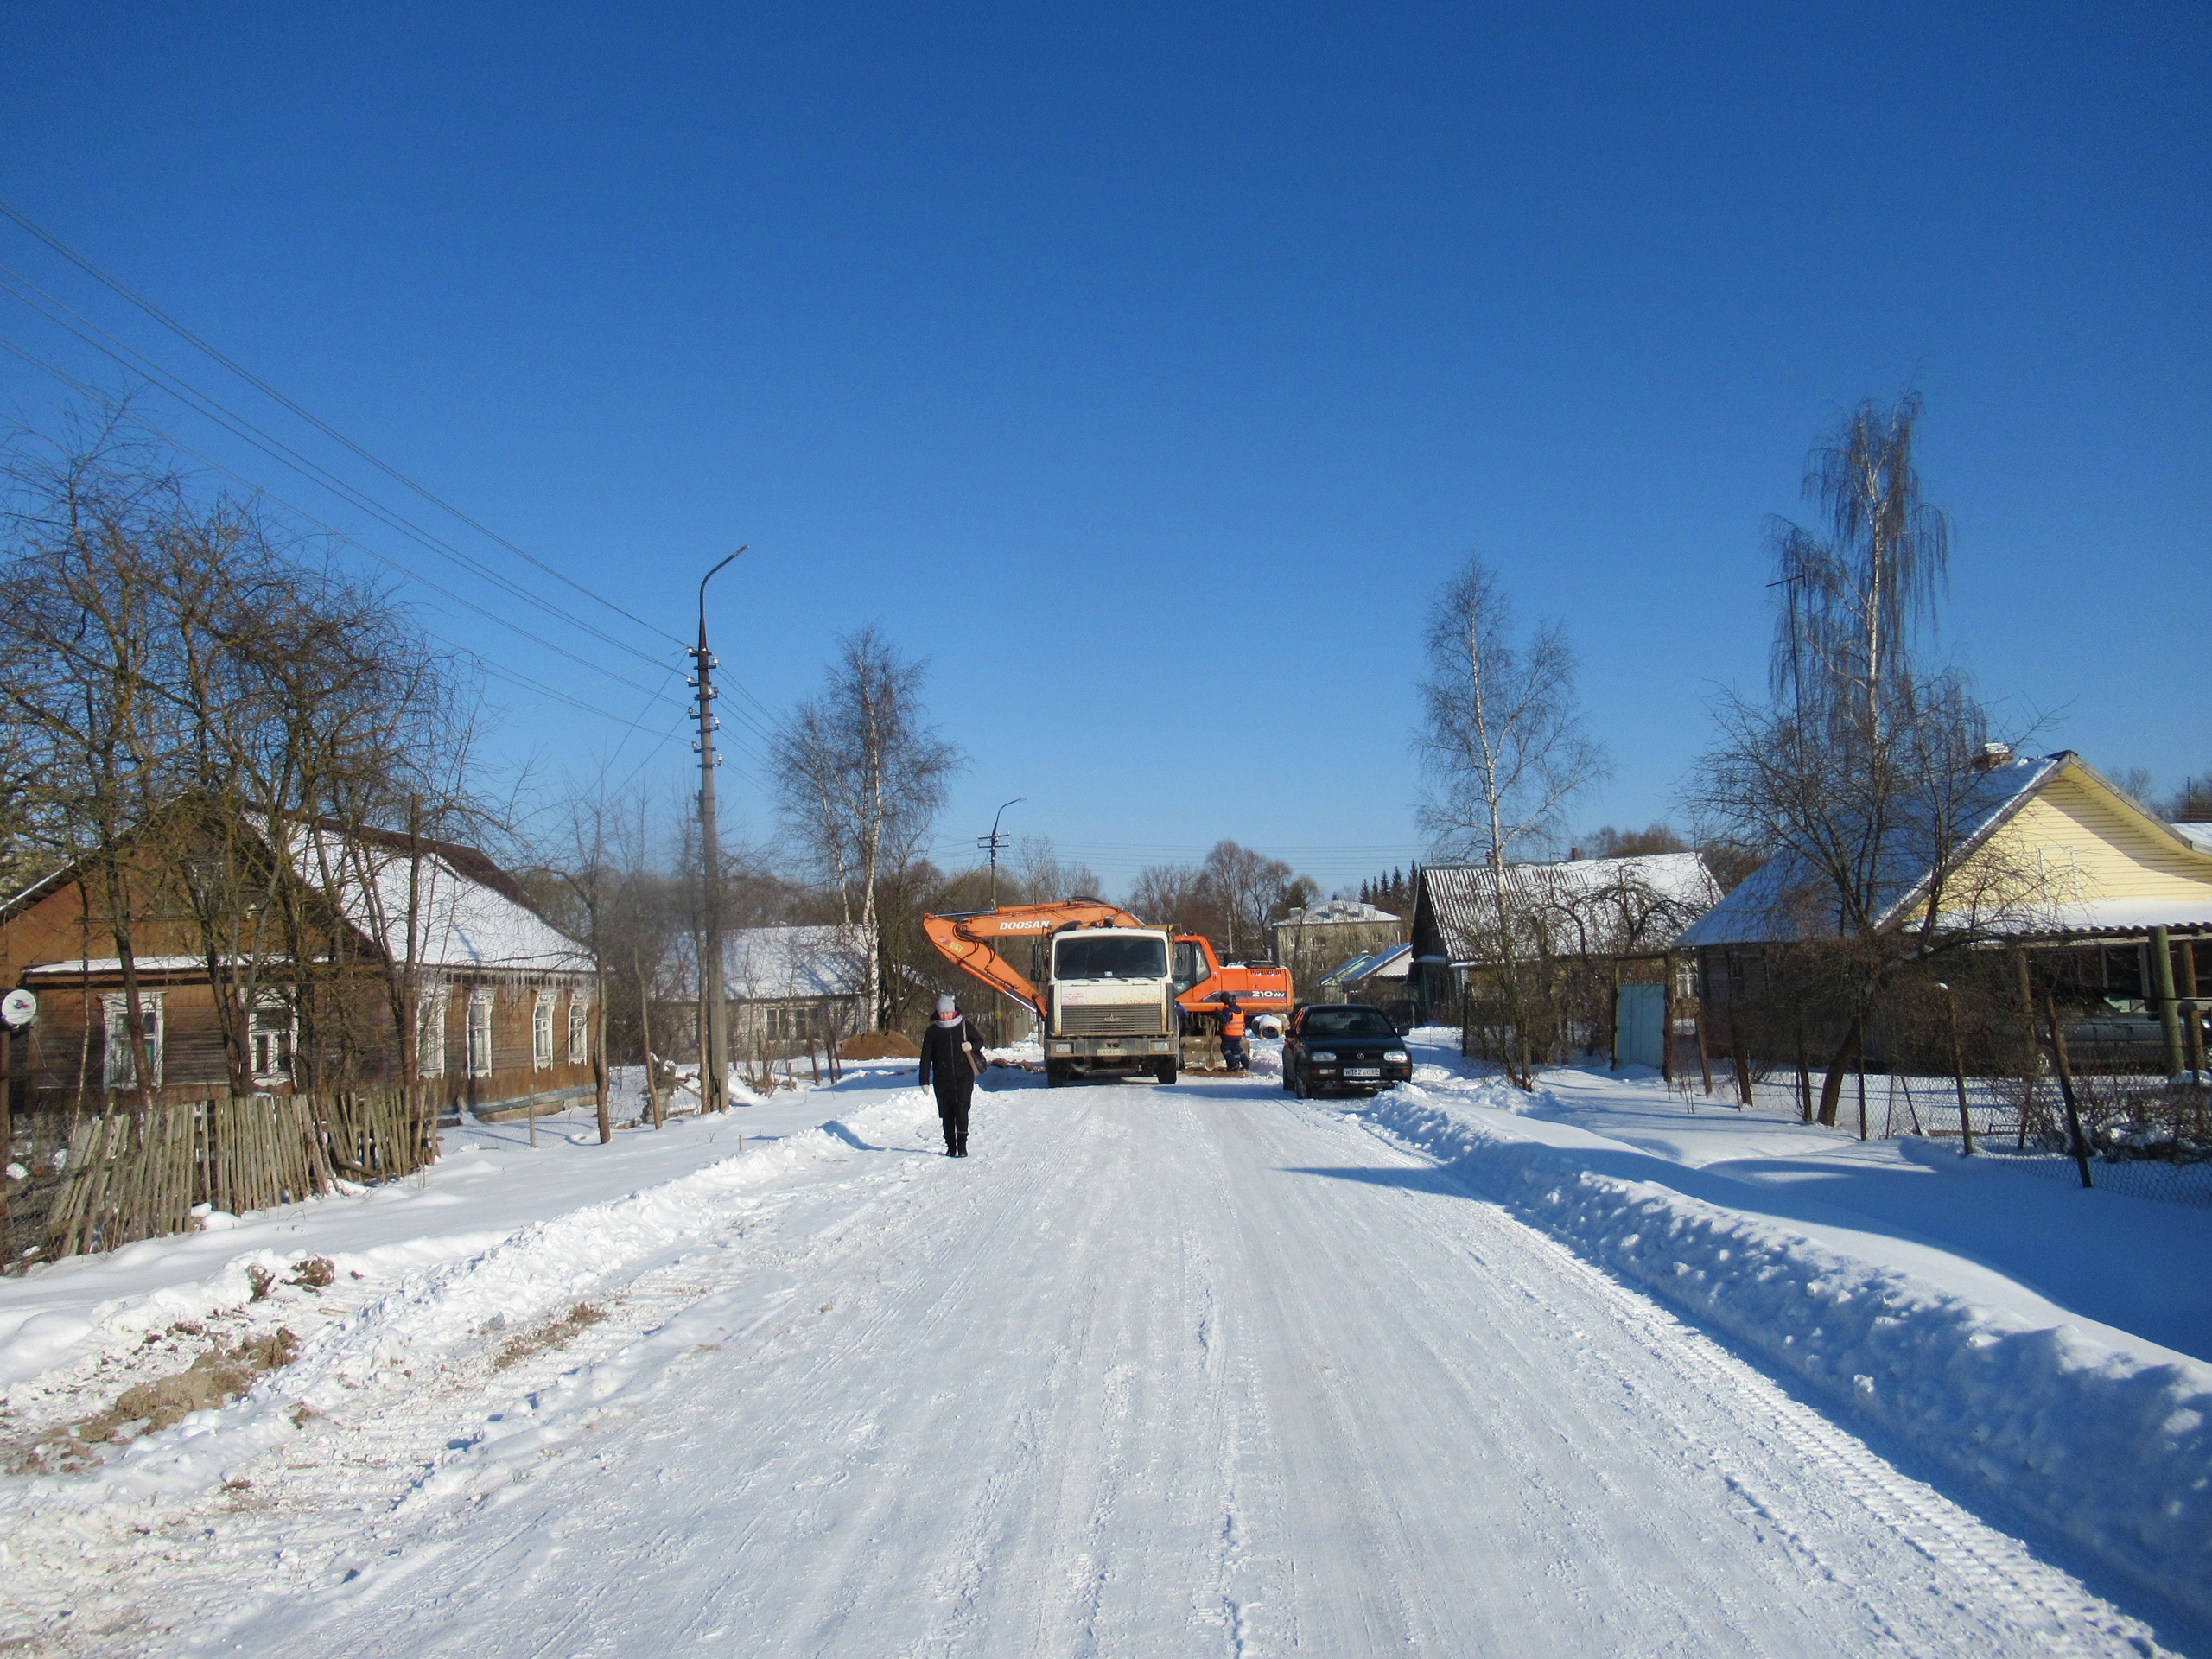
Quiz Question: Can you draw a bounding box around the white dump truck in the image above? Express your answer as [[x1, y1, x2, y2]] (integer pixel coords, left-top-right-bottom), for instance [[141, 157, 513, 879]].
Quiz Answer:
[[1039, 925, 1179, 1087]]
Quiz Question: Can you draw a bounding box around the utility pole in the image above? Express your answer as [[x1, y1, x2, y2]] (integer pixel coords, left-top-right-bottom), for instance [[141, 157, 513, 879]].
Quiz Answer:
[[690, 548, 746, 1114], [978, 798, 1025, 907]]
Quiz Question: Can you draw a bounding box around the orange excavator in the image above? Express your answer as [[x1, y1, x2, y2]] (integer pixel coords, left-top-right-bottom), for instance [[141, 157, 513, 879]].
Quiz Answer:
[[923, 900, 1293, 1083]]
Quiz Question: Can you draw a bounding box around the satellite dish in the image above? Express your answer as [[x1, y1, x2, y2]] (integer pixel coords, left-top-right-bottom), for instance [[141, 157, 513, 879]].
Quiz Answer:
[[1, 989, 35, 1029]]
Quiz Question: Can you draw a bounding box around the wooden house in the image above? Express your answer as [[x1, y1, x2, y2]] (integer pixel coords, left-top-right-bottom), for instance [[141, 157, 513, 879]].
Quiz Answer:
[[1680, 751, 2212, 1070], [1409, 854, 1723, 1016], [0, 816, 598, 1120], [657, 924, 872, 1061]]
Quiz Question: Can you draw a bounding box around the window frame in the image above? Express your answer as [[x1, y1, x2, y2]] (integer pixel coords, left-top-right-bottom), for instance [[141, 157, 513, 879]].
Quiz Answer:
[[101, 992, 165, 1093], [467, 989, 495, 1077], [248, 994, 296, 1085], [416, 986, 449, 1078], [567, 993, 589, 1064], [532, 989, 556, 1070]]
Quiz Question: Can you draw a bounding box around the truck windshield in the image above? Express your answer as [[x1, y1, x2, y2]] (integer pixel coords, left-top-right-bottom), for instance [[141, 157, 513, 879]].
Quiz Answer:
[[1055, 935, 1167, 980]]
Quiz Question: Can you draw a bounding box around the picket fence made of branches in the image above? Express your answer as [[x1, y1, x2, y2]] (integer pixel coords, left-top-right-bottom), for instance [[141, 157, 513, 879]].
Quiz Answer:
[[38, 1088, 440, 1261]]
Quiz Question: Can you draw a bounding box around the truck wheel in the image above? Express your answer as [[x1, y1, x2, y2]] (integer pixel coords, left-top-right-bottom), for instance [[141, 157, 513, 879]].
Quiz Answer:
[[1046, 1060, 1070, 1088], [1155, 1058, 1177, 1085]]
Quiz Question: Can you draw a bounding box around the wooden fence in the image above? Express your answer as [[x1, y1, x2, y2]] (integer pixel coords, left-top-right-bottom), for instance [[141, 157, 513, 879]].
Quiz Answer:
[[32, 1088, 439, 1262]]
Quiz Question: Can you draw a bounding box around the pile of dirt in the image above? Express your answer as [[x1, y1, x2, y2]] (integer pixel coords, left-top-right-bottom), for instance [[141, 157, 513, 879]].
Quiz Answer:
[[86, 1328, 302, 1442], [10, 1327, 304, 1472], [492, 1302, 607, 1372], [839, 1030, 919, 1060]]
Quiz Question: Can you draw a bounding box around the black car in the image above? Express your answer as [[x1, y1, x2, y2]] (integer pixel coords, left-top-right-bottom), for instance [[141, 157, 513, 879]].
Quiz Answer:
[[1282, 1003, 1414, 1098]]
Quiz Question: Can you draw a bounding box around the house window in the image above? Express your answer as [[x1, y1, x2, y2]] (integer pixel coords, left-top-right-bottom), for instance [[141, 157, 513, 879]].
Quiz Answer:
[[766, 1004, 824, 1043], [101, 993, 164, 1092], [567, 995, 589, 1064], [533, 991, 556, 1070], [416, 987, 448, 1078], [467, 991, 495, 1077], [249, 996, 295, 1084]]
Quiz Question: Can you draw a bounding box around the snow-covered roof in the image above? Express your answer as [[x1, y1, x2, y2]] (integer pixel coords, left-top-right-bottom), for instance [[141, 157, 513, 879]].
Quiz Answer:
[[660, 925, 870, 1002], [2177, 823, 2212, 855], [292, 827, 592, 976], [728, 925, 869, 1001], [1281, 899, 1401, 926], [1679, 754, 2212, 948], [1421, 853, 1722, 967], [24, 955, 271, 977], [1680, 757, 2061, 949]]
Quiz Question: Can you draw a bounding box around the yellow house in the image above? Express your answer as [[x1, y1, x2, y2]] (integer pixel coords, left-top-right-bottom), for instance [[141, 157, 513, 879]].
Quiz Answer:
[[1958, 758, 2212, 938], [1681, 751, 2212, 1063]]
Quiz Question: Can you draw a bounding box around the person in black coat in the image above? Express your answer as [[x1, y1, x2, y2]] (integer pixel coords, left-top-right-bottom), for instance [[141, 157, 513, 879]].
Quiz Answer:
[[918, 993, 986, 1156]]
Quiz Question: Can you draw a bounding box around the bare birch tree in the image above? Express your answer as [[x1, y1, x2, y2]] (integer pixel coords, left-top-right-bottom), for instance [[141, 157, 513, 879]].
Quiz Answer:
[[1689, 394, 2047, 1125], [1415, 555, 1608, 1086], [769, 626, 962, 1029]]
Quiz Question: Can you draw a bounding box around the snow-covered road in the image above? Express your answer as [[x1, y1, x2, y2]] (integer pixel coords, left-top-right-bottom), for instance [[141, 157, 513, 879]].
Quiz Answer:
[[8, 1071, 2183, 1656]]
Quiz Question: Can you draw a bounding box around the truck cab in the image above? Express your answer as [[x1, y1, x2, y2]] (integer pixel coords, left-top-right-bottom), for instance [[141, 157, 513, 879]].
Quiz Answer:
[[1045, 926, 1178, 1087]]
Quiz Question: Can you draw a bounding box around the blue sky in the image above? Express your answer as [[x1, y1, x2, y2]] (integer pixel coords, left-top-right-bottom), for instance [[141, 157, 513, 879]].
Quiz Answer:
[[3, 3, 2205, 898]]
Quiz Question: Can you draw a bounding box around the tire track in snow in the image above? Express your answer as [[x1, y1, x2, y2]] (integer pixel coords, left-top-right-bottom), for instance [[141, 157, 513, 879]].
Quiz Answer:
[[65, 1075, 2194, 1658], [1344, 1099, 2180, 1659]]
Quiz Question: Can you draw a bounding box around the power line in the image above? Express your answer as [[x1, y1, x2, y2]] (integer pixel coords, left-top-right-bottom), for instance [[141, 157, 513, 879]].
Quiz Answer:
[[0, 329, 683, 709], [0, 264, 674, 673], [0, 242, 791, 753], [0, 196, 683, 648], [0, 331, 775, 773]]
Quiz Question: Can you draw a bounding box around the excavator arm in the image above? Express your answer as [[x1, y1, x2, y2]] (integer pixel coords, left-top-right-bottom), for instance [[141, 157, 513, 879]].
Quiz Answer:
[[923, 900, 1145, 1016]]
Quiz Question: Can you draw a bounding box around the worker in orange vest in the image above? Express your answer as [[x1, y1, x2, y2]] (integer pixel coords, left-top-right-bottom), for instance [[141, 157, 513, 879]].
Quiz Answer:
[[1218, 995, 1248, 1073]]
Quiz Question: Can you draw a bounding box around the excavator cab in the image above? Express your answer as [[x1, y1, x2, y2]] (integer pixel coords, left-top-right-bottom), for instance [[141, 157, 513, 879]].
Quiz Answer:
[[1172, 939, 1210, 998]]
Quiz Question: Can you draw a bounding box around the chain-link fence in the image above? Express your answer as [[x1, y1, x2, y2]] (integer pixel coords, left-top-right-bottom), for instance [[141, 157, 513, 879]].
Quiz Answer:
[[1726, 1066, 2212, 1209]]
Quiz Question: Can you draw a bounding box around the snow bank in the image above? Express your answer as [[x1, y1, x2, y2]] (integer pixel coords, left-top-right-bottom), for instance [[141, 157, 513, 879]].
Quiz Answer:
[[1363, 1077, 2212, 1618], [13, 1087, 938, 1509]]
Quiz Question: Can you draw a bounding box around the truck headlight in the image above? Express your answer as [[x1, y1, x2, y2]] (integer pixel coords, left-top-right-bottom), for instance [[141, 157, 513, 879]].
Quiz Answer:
[[1385, 1049, 1408, 1063]]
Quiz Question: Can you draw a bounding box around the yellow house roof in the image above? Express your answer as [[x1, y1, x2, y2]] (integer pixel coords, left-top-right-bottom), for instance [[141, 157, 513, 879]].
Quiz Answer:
[[1681, 752, 2212, 947], [1956, 758, 2212, 937]]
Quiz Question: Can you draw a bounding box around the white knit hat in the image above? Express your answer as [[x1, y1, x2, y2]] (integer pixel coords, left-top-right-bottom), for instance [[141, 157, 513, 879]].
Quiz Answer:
[[935, 994, 957, 1016]]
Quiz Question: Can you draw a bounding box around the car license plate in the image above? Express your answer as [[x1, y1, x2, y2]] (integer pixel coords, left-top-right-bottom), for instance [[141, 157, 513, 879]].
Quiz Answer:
[[1344, 1066, 1381, 1078]]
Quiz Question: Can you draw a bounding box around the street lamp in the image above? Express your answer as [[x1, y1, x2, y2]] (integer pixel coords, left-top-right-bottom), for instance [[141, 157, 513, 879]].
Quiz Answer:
[[979, 797, 1025, 907], [692, 547, 746, 1113]]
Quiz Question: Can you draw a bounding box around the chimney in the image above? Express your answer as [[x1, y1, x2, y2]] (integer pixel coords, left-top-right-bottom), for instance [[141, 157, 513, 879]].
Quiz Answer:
[[1973, 741, 2014, 773], [1568, 846, 1581, 861]]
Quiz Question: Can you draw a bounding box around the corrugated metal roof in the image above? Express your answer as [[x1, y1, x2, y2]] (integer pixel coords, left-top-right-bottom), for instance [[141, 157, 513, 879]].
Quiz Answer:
[[1319, 943, 1413, 986], [1419, 853, 1721, 967]]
